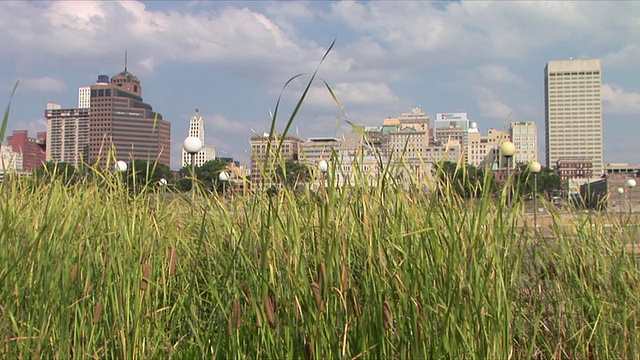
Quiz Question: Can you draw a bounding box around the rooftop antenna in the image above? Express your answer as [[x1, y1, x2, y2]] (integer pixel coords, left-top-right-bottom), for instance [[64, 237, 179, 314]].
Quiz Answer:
[[124, 49, 128, 72]]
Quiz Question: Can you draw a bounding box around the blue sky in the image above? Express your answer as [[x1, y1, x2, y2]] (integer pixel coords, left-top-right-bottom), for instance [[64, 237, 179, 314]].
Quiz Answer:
[[1, 1, 639, 170]]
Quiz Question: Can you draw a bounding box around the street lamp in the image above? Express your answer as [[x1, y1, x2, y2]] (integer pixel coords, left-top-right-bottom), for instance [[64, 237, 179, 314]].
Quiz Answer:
[[528, 160, 541, 228], [318, 159, 328, 189], [115, 160, 128, 173], [159, 177, 167, 195], [617, 187, 625, 223], [183, 136, 203, 191], [627, 178, 636, 216], [500, 141, 516, 205], [219, 171, 229, 197]]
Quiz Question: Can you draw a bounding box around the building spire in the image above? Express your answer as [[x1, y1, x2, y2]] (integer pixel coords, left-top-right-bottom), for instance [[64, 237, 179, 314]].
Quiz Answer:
[[124, 49, 128, 72]]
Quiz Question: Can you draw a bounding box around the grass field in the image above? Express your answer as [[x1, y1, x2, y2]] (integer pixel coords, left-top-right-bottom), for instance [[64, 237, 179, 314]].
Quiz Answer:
[[1, 171, 639, 359]]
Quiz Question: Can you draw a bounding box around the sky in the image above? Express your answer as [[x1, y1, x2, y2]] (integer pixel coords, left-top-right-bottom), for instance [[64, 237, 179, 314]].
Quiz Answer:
[[1, 1, 639, 170]]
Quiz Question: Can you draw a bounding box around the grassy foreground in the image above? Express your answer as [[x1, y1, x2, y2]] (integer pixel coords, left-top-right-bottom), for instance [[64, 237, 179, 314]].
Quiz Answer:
[[1, 172, 639, 359]]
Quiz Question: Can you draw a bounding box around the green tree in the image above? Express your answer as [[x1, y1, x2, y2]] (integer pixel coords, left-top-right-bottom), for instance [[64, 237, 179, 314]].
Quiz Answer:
[[435, 161, 492, 198], [275, 160, 311, 188], [177, 159, 228, 192], [33, 161, 76, 185], [514, 164, 561, 199]]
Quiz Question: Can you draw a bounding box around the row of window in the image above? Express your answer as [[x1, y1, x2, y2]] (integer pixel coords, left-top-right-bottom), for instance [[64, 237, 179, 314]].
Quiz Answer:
[[549, 71, 600, 76]]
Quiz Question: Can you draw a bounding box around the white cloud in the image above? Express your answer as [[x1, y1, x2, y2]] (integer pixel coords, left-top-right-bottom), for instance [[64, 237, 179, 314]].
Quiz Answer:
[[204, 114, 249, 135], [602, 84, 640, 114], [477, 99, 513, 121], [19, 77, 67, 93]]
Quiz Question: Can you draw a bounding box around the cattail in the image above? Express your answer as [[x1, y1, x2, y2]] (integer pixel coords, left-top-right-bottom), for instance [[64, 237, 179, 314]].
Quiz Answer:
[[140, 251, 148, 265], [70, 264, 78, 284], [341, 262, 350, 292], [316, 263, 326, 295], [311, 281, 324, 312], [383, 300, 392, 330], [168, 248, 177, 277], [228, 299, 242, 334], [141, 263, 152, 290], [264, 289, 276, 329], [304, 341, 314, 360], [349, 288, 361, 319], [93, 302, 103, 324]]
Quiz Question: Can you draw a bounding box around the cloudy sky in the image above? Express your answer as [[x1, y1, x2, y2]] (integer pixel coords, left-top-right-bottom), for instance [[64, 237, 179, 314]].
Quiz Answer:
[[1, 1, 639, 169]]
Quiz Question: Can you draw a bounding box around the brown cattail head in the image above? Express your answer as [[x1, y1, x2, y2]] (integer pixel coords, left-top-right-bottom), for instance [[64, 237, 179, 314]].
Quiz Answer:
[[461, 284, 471, 296], [304, 341, 314, 360], [311, 281, 324, 312], [85, 279, 93, 295], [168, 248, 177, 277], [383, 300, 392, 330], [349, 288, 362, 319], [141, 263, 152, 290], [70, 264, 78, 284], [93, 302, 103, 324], [264, 289, 276, 329], [341, 262, 350, 292], [316, 263, 326, 295], [228, 298, 242, 335]]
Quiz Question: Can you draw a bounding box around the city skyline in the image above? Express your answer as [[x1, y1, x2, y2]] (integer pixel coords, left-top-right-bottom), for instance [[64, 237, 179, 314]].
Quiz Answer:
[[0, 1, 638, 170]]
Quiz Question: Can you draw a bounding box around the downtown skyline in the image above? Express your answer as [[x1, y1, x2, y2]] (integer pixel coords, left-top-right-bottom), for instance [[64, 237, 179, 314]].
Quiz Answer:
[[0, 1, 639, 170]]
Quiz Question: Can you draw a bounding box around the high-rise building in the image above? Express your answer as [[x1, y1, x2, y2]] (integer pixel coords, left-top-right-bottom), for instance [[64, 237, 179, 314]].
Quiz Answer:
[[181, 108, 215, 167], [78, 87, 90, 109], [544, 59, 603, 177], [88, 69, 171, 167], [45, 102, 90, 166], [510, 121, 537, 165], [6, 130, 46, 172], [467, 126, 511, 168]]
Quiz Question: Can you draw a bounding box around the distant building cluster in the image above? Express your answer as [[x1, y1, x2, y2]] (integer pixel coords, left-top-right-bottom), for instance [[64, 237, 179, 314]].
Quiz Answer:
[[1, 57, 632, 196]]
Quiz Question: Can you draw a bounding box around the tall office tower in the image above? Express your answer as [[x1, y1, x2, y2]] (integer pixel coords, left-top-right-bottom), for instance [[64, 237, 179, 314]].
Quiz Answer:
[[78, 87, 90, 109], [510, 121, 537, 165], [88, 70, 171, 167], [181, 108, 216, 167], [544, 59, 603, 177], [45, 102, 90, 166]]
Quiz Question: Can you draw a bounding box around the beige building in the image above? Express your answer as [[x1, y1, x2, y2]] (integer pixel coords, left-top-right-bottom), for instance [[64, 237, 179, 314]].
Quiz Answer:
[[467, 127, 511, 168], [45, 103, 90, 166], [249, 133, 302, 186], [544, 59, 603, 177], [510, 121, 537, 165]]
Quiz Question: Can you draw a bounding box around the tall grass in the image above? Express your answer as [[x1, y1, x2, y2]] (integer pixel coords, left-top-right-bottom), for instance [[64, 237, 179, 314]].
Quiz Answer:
[[1, 162, 639, 358]]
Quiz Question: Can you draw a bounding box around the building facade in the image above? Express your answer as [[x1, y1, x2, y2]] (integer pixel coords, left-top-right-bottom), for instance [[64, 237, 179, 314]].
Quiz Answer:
[[544, 59, 603, 177], [510, 121, 537, 165], [88, 70, 171, 167], [250, 133, 302, 186], [6, 130, 46, 172], [181, 108, 216, 167], [45, 103, 90, 166]]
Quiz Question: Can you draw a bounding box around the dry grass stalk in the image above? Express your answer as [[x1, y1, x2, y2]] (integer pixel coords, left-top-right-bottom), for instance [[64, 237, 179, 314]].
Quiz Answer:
[[93, 302, 103, 324], [70, 264, 78, 284], [168, 248, 177, 277], [141, 263, 152, 291], [264, 289, 277, 329], [383, 300, 392, 330], [311, 281, 324, 312]]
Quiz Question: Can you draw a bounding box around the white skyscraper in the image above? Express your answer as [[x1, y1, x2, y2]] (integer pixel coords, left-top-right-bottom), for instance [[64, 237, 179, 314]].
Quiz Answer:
[[544, 59, 603, 177], [78, 86, 90, 109], [182, 108, 216, 167]]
